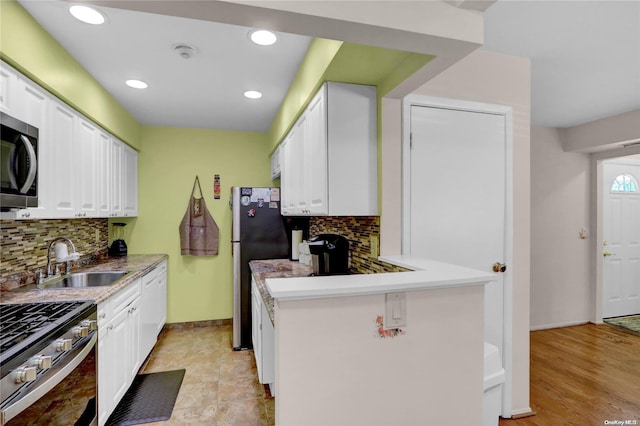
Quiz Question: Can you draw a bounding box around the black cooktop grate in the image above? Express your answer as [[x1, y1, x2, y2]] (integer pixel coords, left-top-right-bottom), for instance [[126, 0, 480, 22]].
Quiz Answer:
[[0, 301, 93, 357]]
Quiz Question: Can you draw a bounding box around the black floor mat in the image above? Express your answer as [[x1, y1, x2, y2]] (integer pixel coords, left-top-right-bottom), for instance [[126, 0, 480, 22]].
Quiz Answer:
[[106, 369, 185, 426]]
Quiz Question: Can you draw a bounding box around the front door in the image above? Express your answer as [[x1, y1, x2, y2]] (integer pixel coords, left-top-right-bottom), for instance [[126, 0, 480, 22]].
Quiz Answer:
[[602, 158, 640, 318]]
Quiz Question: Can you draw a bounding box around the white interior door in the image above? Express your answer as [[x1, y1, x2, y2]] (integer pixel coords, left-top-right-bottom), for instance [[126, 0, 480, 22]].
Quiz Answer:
[[602, 159, 640, 318], [404, 96, 512, 416]]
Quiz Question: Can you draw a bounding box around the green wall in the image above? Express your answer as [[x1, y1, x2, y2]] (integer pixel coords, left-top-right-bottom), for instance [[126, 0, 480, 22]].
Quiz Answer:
[[127, 127, 272, 322], [0, 0, 141, 148], [2, 0, 435, 323]]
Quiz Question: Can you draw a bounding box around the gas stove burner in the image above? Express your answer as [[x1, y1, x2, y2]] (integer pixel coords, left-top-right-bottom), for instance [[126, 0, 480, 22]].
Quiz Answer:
[[0, 300, 95, 374]]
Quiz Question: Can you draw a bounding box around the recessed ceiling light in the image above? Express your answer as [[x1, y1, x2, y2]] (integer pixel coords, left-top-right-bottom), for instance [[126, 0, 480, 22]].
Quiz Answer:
[[244, 90, 262, 99], [126, 79, 148, 89], [249, 30, 277, 46], [69, 5, 106, 25]]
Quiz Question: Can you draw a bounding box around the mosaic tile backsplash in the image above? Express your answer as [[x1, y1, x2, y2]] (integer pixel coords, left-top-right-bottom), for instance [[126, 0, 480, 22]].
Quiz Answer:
[[0, 219, 109, 289], [309, 216, 408, 274]]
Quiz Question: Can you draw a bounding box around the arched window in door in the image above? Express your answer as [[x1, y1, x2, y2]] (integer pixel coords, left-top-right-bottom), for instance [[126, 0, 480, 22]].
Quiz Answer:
[[610, 173, 639, 193]]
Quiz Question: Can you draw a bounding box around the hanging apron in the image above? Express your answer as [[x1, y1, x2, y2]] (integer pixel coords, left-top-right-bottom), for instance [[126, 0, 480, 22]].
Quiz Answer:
[[179, 176, 219, 256]]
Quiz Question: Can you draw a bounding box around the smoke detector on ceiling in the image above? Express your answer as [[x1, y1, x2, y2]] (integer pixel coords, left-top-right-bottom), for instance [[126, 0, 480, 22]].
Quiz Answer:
[[173, 44, 197, 59]]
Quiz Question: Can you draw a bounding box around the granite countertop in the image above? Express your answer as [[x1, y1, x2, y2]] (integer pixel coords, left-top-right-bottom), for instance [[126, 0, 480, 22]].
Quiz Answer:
[[249, 259, 313, 324], [0, 254, 168, 305]]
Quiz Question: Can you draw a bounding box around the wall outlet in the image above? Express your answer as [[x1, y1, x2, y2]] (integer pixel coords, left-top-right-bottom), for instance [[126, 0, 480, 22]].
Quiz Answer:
[[370, 235, 379, 258]]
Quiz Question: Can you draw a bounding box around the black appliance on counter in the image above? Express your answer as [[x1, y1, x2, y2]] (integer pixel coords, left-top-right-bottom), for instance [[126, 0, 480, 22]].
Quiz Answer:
[[308, 234, 350, 275], [109, 222, 128, 257], [0, 300, 98, 425]]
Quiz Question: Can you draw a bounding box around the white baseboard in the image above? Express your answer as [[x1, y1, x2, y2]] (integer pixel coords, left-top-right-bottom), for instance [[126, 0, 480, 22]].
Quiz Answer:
[[530, 320, 589, 331], [509, 407, 535, 419]]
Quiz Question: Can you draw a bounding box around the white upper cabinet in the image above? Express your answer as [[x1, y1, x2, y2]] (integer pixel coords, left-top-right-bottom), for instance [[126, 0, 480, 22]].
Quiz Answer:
[[0, 64, 20, 118], [49, 100, 77, 217], [270, 144, 281, 180], [122, 143, 138, 217], [76, 117, 100, 217], [280, 82, 377, 216], [97, 131, 112, 217], [110, 138, 124, 217], [0, 61, 138, 219]]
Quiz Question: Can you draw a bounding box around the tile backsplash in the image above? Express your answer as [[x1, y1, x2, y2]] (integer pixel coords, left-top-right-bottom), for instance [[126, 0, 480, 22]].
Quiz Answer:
[[309, 216, 408, 274], [0, 219, 109, 289]]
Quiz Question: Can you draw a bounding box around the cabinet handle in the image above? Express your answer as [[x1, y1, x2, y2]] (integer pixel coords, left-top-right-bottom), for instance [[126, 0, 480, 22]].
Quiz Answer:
[[99, 313, 106, 319], [108, 324, 113, 330]]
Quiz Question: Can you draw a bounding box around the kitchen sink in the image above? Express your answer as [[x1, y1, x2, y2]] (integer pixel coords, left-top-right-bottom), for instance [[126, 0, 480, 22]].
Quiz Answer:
[[40, 271, 131, 289]]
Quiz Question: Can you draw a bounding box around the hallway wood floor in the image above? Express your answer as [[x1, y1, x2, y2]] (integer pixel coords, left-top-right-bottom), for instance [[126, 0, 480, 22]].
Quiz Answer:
[[500, 323, 640, 426]]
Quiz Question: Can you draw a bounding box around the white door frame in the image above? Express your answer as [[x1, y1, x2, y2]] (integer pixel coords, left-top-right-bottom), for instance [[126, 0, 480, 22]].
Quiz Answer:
[[401, 94, 514, 418], [592, 147, 640, 323]]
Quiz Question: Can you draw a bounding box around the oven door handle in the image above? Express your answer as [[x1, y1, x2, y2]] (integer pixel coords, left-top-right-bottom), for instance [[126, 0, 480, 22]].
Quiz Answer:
[[1, 333, 96, 426]]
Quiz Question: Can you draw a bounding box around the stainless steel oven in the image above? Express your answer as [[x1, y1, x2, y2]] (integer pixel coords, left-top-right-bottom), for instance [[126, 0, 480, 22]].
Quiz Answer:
[[0, 112, 39, 211], [0, 301, 97, 426]]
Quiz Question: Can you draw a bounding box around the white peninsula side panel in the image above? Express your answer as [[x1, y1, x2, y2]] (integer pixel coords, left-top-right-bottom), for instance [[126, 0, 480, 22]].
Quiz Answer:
[[268, 270, 490, 426]]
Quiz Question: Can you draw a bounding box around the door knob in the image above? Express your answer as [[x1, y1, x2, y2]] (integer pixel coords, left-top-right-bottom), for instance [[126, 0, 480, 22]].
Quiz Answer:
[[603, 251, 615, 257], [492, 262, 507, 273]]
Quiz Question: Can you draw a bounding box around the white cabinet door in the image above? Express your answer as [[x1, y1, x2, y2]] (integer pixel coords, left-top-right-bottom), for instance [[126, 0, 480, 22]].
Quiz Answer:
[[11, 78, 51, 219], [108, 305, 131, 410], [304, 88, 328, 215], [97, 280, 142, 426], [122, 143, 138, 217], [49, 100, 77, 217], [278, 82, 377, 216], [76, 117, 99, 217], [280, 137, 294, 215], [251, 278, 262, 377], [140, 261, 167, 360], [271, 145, 281, 180], [97, 132, 112, 217], [0, 63, 20, 118], [110, 138, 123, 217]]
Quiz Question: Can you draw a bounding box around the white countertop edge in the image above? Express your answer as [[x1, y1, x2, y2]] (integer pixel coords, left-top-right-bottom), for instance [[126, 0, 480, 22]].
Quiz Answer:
[[266, 262, 496, 301]]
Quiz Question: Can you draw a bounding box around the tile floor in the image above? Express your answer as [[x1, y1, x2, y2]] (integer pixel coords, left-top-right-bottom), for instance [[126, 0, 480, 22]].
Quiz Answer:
[[141, 324, 275, 426]]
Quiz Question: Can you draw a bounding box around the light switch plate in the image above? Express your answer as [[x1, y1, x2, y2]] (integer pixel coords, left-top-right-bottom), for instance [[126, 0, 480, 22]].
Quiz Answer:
[[385, 292, 406, 328]]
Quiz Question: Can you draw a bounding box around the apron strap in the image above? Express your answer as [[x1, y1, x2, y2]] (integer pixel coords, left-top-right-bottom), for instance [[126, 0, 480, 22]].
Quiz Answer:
[[192, 176, 204, 198]]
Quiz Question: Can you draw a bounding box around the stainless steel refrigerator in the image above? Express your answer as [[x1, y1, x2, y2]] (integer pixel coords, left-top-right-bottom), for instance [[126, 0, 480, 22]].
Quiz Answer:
[[230, 186, 289, 350]]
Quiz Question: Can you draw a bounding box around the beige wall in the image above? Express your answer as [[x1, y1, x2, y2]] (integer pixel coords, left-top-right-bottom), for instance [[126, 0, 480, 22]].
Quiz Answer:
[[380, 50, 531, 416], [530, 126, 591, 329], [275, 285, 484, 426], [561, 109, 640, 153]]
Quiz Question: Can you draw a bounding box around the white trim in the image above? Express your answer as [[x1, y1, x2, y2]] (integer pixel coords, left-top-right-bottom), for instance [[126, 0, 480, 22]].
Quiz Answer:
[[530, 320, 590, 331], [401, 94, 514, 418]]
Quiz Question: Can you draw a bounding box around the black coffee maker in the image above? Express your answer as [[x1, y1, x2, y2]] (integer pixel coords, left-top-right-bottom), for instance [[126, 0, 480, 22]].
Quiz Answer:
[[109, 223, 128, 257], [308, 234, 349, 275]]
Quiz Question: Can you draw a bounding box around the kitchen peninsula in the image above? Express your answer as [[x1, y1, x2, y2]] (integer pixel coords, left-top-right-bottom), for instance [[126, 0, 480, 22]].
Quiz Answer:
[[252, 259, 495, 426]]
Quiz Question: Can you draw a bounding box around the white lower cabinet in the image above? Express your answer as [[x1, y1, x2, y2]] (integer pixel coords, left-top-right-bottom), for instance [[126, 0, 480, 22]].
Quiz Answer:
[[97, 263, 167, 426], [251, 277, 275, 394], [97, 279, 141, 426], [140, 261, 167, 358]]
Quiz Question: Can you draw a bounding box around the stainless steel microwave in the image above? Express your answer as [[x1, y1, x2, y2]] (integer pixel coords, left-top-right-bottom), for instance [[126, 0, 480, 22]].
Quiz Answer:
[[0, 112, 39, 211]]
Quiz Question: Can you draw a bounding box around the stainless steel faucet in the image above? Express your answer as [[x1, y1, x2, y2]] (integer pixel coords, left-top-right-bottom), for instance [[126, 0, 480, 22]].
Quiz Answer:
[[46, 237, 77, 277]]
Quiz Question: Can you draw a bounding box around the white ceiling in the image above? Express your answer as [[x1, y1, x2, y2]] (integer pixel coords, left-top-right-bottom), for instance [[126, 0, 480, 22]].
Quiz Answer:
[[18, 0, 640, 131], [18, 0, 312, 132], [483, 0, 640, 128]]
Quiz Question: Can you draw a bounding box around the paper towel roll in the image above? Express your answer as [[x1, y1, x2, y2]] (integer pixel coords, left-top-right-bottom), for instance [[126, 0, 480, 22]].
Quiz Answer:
[[55, 243, 69, 262], [291, 230, 303, 260]]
